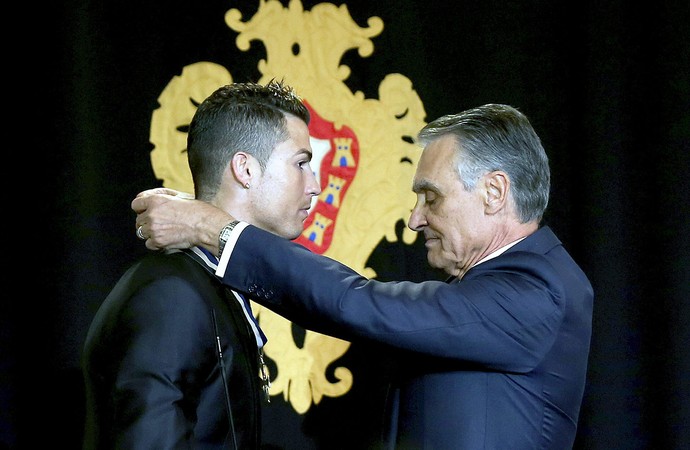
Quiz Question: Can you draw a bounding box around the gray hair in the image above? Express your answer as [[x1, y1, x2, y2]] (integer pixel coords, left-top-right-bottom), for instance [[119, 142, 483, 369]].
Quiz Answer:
[[417, 104, 550, 223]]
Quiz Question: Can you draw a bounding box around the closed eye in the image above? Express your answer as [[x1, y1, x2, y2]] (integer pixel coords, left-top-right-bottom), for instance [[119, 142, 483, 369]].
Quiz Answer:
[[425, 191, 438, 206]]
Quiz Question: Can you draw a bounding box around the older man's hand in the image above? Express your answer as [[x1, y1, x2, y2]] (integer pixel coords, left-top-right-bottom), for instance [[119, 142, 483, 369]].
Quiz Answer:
[[132, 188, 232, 253]]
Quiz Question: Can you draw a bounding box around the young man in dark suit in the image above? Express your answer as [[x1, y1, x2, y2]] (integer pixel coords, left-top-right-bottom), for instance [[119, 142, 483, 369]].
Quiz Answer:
[[82, 80, 320, 449]]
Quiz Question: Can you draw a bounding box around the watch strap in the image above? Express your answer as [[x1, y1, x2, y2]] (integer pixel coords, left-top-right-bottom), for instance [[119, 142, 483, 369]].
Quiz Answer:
[[217, 220, 240, 259]]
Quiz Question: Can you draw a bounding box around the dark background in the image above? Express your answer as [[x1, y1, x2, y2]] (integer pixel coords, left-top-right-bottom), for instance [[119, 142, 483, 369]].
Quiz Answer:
[[8, 0, 689, 448]]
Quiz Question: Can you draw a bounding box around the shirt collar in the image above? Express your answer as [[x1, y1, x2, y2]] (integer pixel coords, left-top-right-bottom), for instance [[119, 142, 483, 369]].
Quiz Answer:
[[473, 236, 527, 267]]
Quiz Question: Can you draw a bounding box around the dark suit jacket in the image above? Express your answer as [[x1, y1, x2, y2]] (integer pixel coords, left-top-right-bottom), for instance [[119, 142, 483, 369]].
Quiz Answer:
[[82, 250, 262, 450], [220, 225, 593, 449]]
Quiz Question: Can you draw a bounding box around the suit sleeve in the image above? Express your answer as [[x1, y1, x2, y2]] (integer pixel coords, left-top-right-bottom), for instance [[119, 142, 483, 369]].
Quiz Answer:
[[220, 225, 566, 372], [111, 277, 213, 449]]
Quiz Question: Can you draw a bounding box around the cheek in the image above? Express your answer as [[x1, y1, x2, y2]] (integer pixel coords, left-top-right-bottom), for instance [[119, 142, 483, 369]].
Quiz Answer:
[[437, 214, 472, 254], [264, 174, 301, 205], [440, 229, 463, 256], [261, 172, 290, 193]]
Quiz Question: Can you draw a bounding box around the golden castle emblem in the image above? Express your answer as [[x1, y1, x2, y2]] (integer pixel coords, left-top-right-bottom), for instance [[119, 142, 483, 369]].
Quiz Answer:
[[149, 0, 427, 414]]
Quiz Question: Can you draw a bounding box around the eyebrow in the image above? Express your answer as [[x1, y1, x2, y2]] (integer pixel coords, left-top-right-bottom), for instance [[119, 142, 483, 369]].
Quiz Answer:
[[412, 179, 440, 194], [294, 148, 313, 160]]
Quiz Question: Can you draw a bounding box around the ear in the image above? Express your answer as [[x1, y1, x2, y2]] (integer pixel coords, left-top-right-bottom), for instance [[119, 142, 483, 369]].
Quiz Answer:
[[483, 171, 509, 214], [229, 152, 253, 188]]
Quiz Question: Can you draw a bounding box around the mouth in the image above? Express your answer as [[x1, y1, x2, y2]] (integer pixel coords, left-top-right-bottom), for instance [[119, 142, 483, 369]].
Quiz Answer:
[[424, 236, 439, 247]]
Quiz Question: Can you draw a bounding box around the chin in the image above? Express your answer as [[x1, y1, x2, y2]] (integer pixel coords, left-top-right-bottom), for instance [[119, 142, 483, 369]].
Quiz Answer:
[[285, 226, 303, 241], [427, 255, 443, 271]]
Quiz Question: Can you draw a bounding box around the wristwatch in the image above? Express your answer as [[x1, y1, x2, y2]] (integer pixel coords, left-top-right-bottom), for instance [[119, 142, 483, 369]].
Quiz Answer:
[[217, 220, 240, 259]]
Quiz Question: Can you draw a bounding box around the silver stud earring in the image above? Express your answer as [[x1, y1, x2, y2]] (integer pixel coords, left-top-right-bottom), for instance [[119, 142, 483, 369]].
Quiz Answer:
[[244, 182, 250, 189]]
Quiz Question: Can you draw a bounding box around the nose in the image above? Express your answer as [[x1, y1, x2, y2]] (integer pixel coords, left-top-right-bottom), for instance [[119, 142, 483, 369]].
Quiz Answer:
[[407, 202, 426, 232], [308, 169, 321, 196]]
